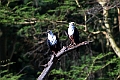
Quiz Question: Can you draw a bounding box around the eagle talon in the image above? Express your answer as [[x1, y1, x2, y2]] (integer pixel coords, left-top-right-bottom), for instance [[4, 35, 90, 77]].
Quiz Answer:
[[69, 44, 74, 47], [69, 44, 72, 46], [73, 43, 76, 46], [53, 53, 57, 57]]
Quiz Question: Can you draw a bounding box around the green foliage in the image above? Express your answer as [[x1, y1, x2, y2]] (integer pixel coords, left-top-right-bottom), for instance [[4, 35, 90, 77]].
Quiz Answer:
[[50, 52, 120, 80], [0, 1, 36, 24], [0, 70, 22, 80], [107, 58, 120, 78], [51, 69, 67, 76], [0, 59, 23, 80], [17, 26, 31, 37]]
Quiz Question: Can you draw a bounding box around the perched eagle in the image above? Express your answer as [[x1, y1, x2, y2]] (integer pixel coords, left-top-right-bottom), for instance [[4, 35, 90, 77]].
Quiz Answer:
[[68, 22, 80, 46], [47, 30, 61, 55]]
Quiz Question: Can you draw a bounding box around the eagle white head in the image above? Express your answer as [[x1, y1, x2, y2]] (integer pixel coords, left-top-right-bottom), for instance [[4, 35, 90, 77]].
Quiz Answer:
[[69, 22, 75, 28], [47, 30, 53, 35]]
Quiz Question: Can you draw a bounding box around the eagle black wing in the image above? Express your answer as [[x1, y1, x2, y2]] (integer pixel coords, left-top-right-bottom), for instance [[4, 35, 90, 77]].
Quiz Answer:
[[73, 27, 80, 44], [55, 34, 61, 51]]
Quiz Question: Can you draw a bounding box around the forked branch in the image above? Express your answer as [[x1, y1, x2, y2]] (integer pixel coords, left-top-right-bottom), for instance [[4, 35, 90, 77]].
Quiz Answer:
[[37, 41, 93, 80]]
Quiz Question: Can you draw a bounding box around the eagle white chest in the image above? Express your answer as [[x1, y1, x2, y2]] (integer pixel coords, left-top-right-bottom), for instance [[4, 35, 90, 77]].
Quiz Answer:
[[68, 25, 74, 36], [48, 34, 57, 45]]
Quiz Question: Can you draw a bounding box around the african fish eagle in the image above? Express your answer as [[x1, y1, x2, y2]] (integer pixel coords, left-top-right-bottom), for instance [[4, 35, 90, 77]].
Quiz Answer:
[[47, 30, 61, 55], [68, 22, 80, 46]]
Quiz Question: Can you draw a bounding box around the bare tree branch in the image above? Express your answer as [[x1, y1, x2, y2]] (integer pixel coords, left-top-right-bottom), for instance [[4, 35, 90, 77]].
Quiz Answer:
[[37, 41, 93, 80], [75, 0, 81, 8]]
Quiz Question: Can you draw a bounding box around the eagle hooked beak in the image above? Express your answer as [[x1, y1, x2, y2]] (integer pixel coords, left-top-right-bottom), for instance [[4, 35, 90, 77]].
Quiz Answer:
[[69, 22, 75, 27], [70, 22, 75, 25], [47, 30, 51, 33], [47, 30, 53, 35]]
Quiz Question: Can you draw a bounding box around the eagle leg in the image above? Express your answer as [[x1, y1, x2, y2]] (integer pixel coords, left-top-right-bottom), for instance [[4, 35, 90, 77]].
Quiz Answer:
[[52, 51, 57, 56], [69, 35, 76, 46]]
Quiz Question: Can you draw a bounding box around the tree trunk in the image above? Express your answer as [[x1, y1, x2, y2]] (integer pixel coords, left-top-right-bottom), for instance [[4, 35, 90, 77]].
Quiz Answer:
[[98, 0, 120, 57], [117, 8, 120, 32], [0, 27, 8, 60]]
